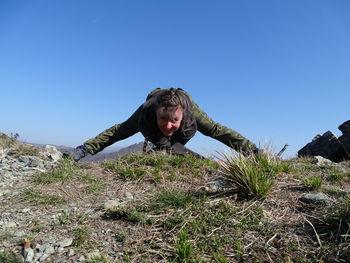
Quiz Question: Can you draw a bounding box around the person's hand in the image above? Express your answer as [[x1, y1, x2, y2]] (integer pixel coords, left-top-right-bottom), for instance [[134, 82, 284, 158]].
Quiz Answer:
[[71, 145, 89, 162]]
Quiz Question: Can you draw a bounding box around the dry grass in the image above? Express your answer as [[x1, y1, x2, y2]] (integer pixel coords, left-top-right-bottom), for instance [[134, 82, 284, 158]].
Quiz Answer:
[[1, 150, 350, 262]]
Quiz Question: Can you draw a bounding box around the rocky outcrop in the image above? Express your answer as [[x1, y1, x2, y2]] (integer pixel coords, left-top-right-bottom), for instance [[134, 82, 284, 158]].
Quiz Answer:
[[298, 120, 350, 162], [338, 120, 350, 155], [0, 134, 62, 196]]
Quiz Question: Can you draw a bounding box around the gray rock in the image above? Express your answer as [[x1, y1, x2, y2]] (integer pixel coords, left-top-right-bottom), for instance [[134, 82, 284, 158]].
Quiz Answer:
[[203, 176, 232, 193], [39, 253, 49, 262], [23, 247, 34, 263], [3, 221, 17, 228], [42, 145, 62, 162], [124, 191, 134, 200], [14, 231, 26, 237], [57, 238, 73, 248], [103, 199, 121, 210], [45, 245, 55, 254], [84, 209, 94, 215], [78, 255, 86, 261], [300, 193, 334, 204], [67, 249, 75, 257], [311, 156, 334, 166]]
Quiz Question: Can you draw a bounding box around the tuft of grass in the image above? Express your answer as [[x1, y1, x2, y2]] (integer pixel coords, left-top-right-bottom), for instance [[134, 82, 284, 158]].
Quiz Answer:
[[0, 133, 18, 148], [301, 175, 323, 190], [86, 254, 110, 263], [102, 153, 218, 182], [104, 207, 150, 224], [72, 226, 92, 247], [311, 199, 350, 239], [32, 159, 78, 184], [0, 251, 22, 263], [213, 253, 229, 263], [21, 189, 64, 206], [325, 188, 349, 198], [219, 150, 283, 198], [115, 231, 127, 242], [102, 160, 145, 180], [174, 231, 195, 262], [144, 190, 195, 212], [32, 159, 103, 195], [327, 168, 346, 183]]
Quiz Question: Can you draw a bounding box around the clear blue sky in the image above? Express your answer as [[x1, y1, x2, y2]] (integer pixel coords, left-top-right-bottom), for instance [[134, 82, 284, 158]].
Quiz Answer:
[[1, 0, 349, 158]]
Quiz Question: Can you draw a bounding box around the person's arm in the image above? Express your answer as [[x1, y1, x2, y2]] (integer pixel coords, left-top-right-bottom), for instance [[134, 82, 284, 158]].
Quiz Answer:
[[191, 100, 257, 154], [83, 106, 142, 155]]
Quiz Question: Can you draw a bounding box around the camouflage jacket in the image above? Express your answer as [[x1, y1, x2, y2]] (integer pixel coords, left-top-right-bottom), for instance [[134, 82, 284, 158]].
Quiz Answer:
[[84, 88, 256, 155]]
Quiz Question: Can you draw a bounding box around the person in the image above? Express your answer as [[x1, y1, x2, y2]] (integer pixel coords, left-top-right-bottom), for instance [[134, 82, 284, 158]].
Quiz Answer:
[[71, 88, 259, 161]]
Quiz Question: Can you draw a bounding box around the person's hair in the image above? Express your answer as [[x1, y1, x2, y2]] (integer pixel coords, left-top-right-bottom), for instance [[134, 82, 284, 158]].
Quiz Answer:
[[155, 88, 191, 111]]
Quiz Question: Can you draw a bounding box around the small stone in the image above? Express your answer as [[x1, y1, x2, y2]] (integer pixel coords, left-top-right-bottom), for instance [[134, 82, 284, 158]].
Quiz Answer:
[[0, 189, 11, 196], [56, 246, 64, 252], [39, 253, 49, 262], [124, 192, 134, 200], [57, 238, 73, 248], [84, 209, 94, 215], [300, 193, 334, 204], [4, 221, 17, 228], [203, 176, 232, 193], [43, 145, 62, 162], [12, 191, 21, 196], [67, 249, 75, 257], [22, 208, 31, 213], [14, 231, 26, 237], [103, 199, 121, 210], [312, 156, 334, 166], [44, 245, 55, 255], [23, 247, 34, 263]]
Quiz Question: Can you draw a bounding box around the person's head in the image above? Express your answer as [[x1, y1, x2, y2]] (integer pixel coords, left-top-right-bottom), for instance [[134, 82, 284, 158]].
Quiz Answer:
[[155, 88, 189, 137]]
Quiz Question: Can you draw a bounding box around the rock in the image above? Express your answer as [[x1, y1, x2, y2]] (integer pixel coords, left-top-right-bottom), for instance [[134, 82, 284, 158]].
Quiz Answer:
[[67, 249, 75, 257], [42, 145, 62, 162], [57, 238, 73, 248], [78, 255, 86, 261], [3, 221, 17, 228], [14, 231, 26, 237], [300, 193, 334, 204], [23, 247, 34, 263], [84, 209, 94, 215], [311, 156, 334, 166], [339, 120, 350, 156], [124, 191, 134, 200], [103, 199, 121, 210], [203, 176, 232, 193], [44, 245, 55, 255], [339, 120, 350, 135], [19, 156, 43, 168], [298, 130, 349, 162]]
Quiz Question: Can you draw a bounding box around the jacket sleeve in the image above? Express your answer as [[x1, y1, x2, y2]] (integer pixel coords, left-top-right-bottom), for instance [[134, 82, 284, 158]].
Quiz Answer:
[[190, 99, 257, 154], [83, 106, 142, 155]]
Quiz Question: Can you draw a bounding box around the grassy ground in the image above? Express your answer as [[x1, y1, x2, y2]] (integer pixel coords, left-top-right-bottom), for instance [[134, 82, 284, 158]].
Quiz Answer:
[[1, 150, 350, 262]]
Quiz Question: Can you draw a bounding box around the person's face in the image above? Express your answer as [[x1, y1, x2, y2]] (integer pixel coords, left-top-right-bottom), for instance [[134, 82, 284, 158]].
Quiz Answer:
[[156, 106, 183, 137]]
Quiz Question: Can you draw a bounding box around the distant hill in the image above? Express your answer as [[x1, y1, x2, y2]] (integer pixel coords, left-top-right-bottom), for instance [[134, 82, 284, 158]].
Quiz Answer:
[[80, 142, 144, 163]]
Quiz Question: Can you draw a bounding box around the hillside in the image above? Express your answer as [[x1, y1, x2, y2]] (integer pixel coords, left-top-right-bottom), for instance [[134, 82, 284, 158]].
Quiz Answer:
[[1, 133, 350, 263]]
